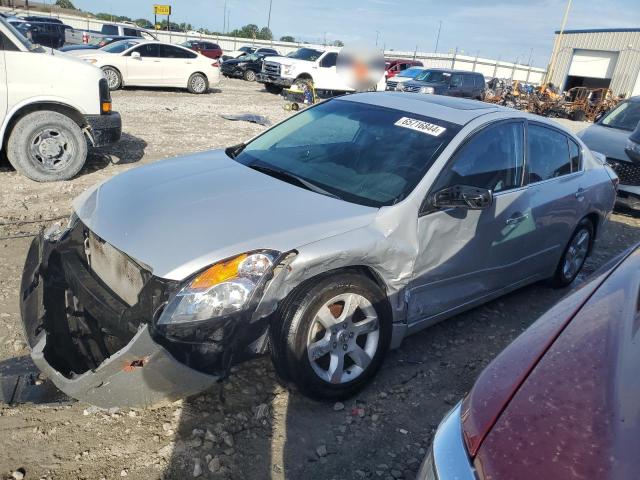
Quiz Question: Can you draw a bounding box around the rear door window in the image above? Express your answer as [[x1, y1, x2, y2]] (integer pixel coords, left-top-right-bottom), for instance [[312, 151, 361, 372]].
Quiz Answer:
[[161, 44, 197, 58], [462, 74, 475, 88], [450, 74, 463, 88], [527, 124, 572, 182], [123, 28, 139, 37]]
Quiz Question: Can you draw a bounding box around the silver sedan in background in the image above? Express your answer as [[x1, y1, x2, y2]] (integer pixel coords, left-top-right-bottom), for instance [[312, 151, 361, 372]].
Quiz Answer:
[[20, 93, 617, 407]]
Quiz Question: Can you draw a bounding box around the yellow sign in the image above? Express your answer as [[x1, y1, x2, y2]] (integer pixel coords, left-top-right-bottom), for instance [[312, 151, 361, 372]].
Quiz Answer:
[[153, 5, 171, 15]]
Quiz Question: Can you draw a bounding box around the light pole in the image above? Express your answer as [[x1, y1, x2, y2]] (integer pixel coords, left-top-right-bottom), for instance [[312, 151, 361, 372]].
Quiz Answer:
[[434, 20, 442, 54], [375, 30, 380, 47], [267, 0, 273, 32]]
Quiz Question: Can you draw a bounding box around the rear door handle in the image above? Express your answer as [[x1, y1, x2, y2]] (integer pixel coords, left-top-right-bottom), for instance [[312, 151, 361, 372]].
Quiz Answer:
[[506, 213, 529, 225]]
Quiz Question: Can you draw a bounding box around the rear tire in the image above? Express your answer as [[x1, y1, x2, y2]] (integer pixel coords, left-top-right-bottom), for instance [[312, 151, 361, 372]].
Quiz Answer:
[[187, 73, 209, 94], [7, 110, 88, 182], [269, 273, 391, 400], [243, 69, 257, 82], [101, 66, 122, 91], [550, 218, 594, 288]]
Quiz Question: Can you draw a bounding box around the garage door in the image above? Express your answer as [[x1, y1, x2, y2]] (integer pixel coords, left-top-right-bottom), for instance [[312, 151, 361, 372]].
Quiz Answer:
[[568, 49, 618, 79]]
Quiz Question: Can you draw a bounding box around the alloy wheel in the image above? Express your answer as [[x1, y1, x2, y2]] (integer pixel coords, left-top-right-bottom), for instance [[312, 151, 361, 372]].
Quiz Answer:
[[563, 228, 590, 280], [306, 293, 380, 384]]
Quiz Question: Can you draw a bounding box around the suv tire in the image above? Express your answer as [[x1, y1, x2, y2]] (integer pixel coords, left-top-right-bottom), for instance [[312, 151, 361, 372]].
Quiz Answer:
[[7, 110, 87, 182]]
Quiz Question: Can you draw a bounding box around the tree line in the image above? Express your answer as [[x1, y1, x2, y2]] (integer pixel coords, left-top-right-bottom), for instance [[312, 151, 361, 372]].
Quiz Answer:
[[53, 0, 342, 45]]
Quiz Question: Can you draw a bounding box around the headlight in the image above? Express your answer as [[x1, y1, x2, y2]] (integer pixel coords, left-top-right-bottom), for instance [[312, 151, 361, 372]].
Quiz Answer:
[[158, 251, 279, 325], [419, 86, 435, 94], [84, 58, 98, 64], [283, 65, 293, 75], [625, 138, 640, 154]]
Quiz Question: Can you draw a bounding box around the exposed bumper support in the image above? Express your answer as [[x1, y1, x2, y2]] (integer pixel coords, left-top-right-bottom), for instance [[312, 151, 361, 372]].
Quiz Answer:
[[85, 112, 122, 147]]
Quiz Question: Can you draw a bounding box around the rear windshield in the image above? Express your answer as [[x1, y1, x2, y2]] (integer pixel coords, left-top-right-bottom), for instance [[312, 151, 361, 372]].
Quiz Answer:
[[601, 101, 640, 132], [232, 99, 460, 207]]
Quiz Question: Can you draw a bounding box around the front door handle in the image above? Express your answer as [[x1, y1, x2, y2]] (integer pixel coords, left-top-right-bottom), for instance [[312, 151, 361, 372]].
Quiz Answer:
[[575, 187, 585, 199], [506, 213, 529, 225]]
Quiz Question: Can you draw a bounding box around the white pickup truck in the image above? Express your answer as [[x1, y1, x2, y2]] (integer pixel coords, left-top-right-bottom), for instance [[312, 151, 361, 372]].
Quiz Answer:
[[0, 17, 122, 181], [257, 47, 386, 94]]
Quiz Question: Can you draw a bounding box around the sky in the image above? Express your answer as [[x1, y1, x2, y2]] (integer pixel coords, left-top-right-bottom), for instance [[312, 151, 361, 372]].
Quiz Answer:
[[69, 0, 640, 67]]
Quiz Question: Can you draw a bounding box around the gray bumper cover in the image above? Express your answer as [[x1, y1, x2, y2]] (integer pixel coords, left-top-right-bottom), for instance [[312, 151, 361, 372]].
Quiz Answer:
[[31, 325, 219, 409]]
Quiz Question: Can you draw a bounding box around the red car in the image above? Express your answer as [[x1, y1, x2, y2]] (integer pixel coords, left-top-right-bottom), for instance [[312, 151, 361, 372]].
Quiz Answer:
[[385, 59, 423, 79], [180, 40, 223, 59], [418, 244, 640, 480]]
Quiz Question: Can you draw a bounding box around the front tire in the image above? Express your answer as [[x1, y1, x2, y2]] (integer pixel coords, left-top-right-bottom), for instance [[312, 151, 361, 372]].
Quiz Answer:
[[270, 273, 391, 400], [101, 66, 122, 91], [188, 72, 209, 94], [7, 110, 88, 182], [243, 69, 257, 82], [551, 218, 594, 287]]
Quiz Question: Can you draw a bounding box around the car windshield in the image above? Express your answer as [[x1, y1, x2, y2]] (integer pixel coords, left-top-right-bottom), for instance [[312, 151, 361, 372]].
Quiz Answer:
[[600, 101, 640, 131], [101, 39, 141, 53], [415, 70, 451, 83], [232, 99, 460, 207], [1, 17, 42, 51], [239, 46, 254, 53], [397, 68, 424, 79], [287, 48, 323, 61]]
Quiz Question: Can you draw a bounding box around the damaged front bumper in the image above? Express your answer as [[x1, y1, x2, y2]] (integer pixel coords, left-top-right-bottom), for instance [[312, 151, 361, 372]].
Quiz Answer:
[[19, 222, 272, 408]]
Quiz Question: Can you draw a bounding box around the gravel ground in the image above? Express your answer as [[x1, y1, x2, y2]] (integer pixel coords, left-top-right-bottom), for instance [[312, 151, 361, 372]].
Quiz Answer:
[[0, 80, 638, 480]]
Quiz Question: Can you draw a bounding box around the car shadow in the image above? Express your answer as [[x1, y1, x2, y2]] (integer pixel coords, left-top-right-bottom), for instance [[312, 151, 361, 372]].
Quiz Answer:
[[78, 132, 147, 176], [119, 86, 222, 95]]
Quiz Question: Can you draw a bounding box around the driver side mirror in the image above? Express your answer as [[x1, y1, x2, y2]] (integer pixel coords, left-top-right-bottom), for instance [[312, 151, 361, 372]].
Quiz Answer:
[[131, 51, 141, 60], [594, 110, 607, 123], [432, 185, 493, 210]]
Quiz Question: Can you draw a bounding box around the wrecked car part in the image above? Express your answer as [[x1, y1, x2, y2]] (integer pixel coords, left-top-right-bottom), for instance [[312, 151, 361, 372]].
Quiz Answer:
[[220, 114, 272, 126]]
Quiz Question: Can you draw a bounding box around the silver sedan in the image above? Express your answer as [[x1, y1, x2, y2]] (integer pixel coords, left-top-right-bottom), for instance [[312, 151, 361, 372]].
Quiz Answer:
[[20, 93, 617, 407]]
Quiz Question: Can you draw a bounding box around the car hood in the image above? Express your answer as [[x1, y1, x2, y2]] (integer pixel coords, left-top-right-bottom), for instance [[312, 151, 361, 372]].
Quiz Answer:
[[263, 56, 312, 67], [73, 150, 377, 281], [222, 57, 253, 66], [578, 123, 633, 162], [474, 246, 640, 479]]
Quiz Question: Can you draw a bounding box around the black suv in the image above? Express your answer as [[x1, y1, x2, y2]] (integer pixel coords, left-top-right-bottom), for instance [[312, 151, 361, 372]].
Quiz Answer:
[[401, 69, 485, 100]]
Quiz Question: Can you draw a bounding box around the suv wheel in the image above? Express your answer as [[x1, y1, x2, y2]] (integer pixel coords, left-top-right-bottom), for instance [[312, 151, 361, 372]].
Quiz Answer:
[[243, 70, 257, 82], [551, 218, 593, 287], [7, 110, 88, 182], [270, 273, 391, 400]]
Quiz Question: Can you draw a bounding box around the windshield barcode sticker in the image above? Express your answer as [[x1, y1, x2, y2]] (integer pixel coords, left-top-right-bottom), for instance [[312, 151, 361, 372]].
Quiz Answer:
[[394, 117, 446, 137]]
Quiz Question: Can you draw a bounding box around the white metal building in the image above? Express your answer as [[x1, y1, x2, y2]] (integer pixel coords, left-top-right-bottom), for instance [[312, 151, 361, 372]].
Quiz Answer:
[[548, 28, 640, 97]]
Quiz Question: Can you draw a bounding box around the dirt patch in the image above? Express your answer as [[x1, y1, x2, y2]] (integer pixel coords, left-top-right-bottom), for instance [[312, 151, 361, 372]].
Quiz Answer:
[[1, 80, 639, 480]]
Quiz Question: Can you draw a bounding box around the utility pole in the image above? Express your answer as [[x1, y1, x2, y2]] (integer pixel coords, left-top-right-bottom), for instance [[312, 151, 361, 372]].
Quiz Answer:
[[223, 0, 227, 34], [434, 20, 442, 54], [527, 47, 533, 66], [267, 0, 273, 32], [375, 30, 380, 47], [545, 0, 572, 85]]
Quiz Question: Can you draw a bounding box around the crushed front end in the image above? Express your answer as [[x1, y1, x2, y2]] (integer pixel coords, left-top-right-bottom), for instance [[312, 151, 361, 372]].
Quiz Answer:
[[19, 220, 277, 408]]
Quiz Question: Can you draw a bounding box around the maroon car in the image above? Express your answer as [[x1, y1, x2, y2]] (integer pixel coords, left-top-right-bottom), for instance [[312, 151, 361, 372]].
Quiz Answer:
[[418, 244, 640, 480], [180, 40, 222, 59]]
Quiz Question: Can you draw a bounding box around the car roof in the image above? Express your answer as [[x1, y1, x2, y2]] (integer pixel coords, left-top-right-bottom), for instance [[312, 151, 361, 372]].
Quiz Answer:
[[340, 92, 566, 128]]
